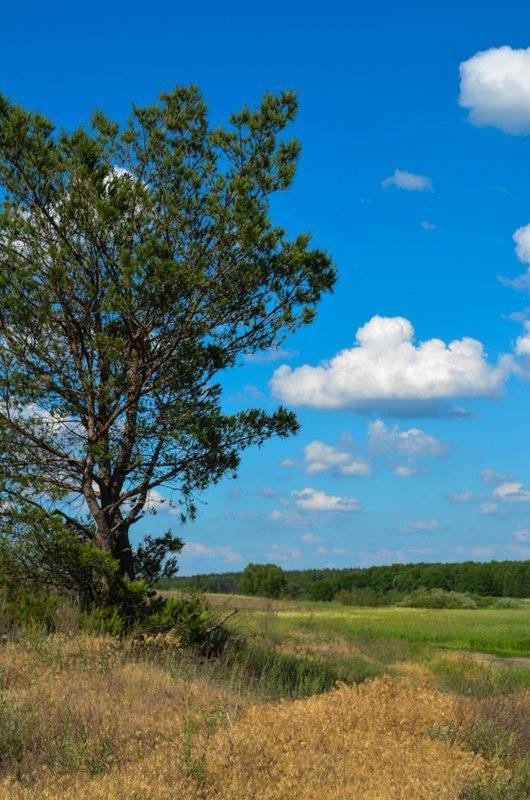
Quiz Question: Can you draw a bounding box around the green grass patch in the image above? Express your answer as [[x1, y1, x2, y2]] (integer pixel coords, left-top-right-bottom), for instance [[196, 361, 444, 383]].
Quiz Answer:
[[224, 601, 530, 658]]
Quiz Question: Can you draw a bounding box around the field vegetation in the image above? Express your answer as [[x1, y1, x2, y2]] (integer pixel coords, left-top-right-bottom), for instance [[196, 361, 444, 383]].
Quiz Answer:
[[0, 591, 526, 799], [200, 592, 530, 659]]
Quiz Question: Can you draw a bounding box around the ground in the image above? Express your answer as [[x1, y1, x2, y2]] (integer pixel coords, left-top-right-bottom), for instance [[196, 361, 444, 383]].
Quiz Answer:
[[0, 595, 528, 799]]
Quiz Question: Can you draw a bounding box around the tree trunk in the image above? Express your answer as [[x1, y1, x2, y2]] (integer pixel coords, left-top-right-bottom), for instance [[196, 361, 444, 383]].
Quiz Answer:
[[95, 517, 135, 582], [113, 524, 135, 582]]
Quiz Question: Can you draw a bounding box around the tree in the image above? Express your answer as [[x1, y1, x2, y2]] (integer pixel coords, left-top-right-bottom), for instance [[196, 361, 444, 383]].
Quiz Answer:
[[0, 88, 335, 582], [239, 563, 286, 597]]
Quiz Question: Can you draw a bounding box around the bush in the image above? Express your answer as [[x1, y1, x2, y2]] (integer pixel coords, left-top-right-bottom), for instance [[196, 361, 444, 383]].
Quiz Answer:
[[491, 597, 522, 610], [0, 513, 231, 655], [399, 587, 478, 609]]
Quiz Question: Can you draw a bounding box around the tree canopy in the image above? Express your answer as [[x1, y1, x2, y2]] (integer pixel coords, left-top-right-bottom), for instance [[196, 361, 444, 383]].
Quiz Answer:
[[0, 87, 335, 582]]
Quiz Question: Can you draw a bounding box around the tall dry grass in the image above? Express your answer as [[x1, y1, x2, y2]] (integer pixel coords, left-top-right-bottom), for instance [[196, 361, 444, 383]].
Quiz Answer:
[[0, 632, 526, 800]]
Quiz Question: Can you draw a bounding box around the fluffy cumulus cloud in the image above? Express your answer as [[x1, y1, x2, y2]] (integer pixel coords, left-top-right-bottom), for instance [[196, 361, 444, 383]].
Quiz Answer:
[[271, 316, 510, 417], [381, 169, 432, 191], [368, 419, 448, 457], [514, 224, 530, 263], [303, 440, 372, 477], [493, 481, 530, 502], [501, 224, 530, 291], [145, 489, 180, 515], [292, 487, 360, 512], [515, 321, 530, 355], [459, 46, 530, 134]]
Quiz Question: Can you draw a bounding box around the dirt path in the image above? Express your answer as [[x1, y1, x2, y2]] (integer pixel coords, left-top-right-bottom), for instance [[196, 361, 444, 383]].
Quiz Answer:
[[446, 650, 530, 668]]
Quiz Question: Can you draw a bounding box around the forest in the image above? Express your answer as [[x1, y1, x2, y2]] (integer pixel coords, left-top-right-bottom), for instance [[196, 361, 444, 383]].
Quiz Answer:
[[164, 558, 530, 599]]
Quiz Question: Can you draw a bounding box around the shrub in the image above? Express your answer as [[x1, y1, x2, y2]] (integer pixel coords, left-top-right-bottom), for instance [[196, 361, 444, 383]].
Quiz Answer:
[[399, 587, 478, 609], [0, 514, 231, 654], [492, 597, 522, 610]]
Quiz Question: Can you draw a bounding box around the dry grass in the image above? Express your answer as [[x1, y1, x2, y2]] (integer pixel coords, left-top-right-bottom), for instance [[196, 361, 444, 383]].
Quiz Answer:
[[0, 632, 526, 800]]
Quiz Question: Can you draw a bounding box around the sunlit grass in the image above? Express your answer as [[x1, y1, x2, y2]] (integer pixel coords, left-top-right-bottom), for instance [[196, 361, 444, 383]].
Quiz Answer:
[[0, 590, 528, 800], [199, 594, 530, 658]]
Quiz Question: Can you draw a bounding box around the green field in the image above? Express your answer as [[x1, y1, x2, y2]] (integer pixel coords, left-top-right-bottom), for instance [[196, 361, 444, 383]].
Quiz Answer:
[[200, 593, 530, 659]]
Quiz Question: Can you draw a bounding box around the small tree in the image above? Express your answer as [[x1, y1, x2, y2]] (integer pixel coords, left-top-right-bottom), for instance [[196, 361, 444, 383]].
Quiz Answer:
[[0, 87, 334, 583], [239, 563, 286, 597]]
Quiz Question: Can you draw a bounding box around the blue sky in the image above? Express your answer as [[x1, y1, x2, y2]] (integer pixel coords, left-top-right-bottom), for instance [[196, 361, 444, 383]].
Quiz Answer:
[[4, 1, 530, 573]]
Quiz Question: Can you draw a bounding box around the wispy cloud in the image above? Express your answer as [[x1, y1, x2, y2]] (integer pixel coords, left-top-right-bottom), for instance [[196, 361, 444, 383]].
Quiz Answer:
[[381, 169, 432, 191]]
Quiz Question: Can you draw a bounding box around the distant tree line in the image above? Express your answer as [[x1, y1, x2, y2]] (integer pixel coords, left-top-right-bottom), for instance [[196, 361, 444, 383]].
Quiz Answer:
[[162, 559, 530, 600]]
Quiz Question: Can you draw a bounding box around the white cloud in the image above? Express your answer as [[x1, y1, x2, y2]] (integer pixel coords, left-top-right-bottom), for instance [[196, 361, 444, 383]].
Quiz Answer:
[[409, 547, 434, 556], [455, 545, 494, 558], [267, 505, 308, 527], [368, 419, 447, 457], [394, 465, 418, 477], [381, 169, 432, 191], [514, 224, 530, 263], [280, 458, 295, 468], [515, 320, 530, 355], [259, 486, 278, 498], [459, 46, 530, 134], [421, 220, 437, 230], [300, 532, 322, 543], [402, 519, 439, 532], [316, 545, 347, 555], [502, 224, 530, 291], [481, 469, 513, 485], [508, 529, 530, 558], [360, 547, 406, 565], [229, 384, 265, 402], [493, 481, 530, 502], [145, 489, 180, 516], [471, 545, 495, 558], [271, 316, 511, 417], [292, 487, 360, 512], [267, 544, 301, 562], [303, 440, 372, 477], [181, 542, 242, 562], [509, 541, 530, 558], [479, 502, 499, 516], [221, 509, 259, 521], [451, 491, 473, 503]]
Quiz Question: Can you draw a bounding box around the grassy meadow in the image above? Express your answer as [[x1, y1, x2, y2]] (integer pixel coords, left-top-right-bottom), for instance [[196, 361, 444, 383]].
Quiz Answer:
[[0, 594, 528, 799], [198, 593, 530, 658]]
